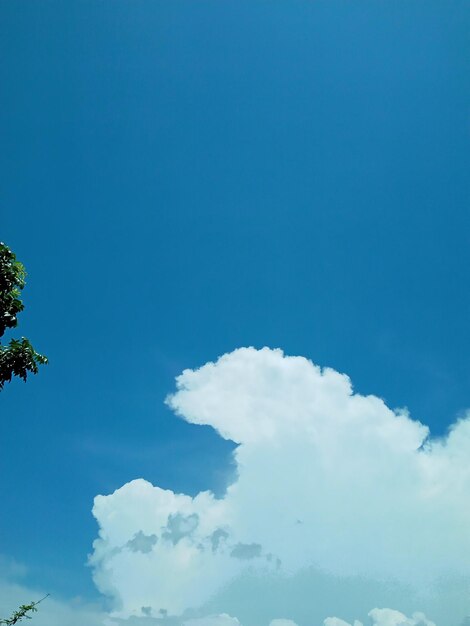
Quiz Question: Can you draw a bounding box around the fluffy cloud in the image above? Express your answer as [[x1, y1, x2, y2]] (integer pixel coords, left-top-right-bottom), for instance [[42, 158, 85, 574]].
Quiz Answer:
[[324, 608, 437, 626], [90, 348, 470, 625], [367, 609, 436, 626]]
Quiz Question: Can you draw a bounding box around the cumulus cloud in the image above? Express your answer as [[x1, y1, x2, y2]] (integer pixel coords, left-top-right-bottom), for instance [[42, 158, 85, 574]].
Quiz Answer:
[[324, 608, 437, 626], [367, 608, 436, 625], [90, 348, 470, 625]]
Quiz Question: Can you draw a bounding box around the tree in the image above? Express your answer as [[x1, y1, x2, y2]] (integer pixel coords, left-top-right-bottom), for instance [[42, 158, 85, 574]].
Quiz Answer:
[[0, 242, 47, 389]]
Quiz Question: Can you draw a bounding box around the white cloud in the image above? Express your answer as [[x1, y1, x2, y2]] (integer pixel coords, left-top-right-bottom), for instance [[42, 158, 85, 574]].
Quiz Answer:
[[184, 614, 241, 626], [368, 608, 436, 626], [324, 608, 436, 626], [90, 347, 470, 625], [324, 619, 362, 626]]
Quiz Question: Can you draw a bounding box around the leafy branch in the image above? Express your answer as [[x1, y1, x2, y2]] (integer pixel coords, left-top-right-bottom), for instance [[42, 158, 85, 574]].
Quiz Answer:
[[0, 595, 49, 625], [0, 242, 47, 389]]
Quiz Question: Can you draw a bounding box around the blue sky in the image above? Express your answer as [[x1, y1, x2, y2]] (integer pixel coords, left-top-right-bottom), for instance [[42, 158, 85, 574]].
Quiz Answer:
[[1, 2, 469, 624]]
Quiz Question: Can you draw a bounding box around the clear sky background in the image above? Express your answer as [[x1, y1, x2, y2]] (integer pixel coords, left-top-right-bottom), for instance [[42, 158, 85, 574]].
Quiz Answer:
[[0, 1, 469, 623]]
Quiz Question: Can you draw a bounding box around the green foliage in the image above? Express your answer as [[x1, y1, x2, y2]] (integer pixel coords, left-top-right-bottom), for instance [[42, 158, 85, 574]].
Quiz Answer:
[[0, 596, 48, 625], [0, 245, 49, 621], [0, 242, 47, 390]]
